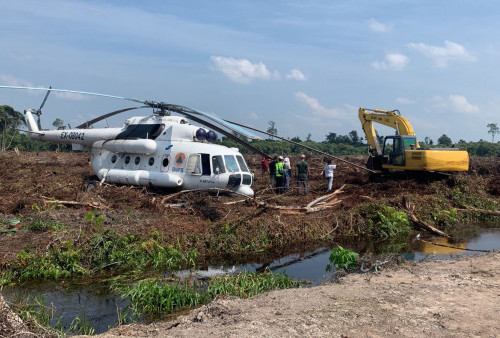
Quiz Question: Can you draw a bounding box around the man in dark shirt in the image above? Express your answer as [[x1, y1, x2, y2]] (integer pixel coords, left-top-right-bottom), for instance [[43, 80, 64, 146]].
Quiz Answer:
[[268, 156, 277, 188], [296, 154, 310, 195]]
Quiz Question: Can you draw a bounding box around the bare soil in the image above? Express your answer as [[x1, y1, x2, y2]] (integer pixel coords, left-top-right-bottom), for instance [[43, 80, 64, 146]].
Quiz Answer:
[[95, 252, 500, 338], [0, 151, 499, 337]]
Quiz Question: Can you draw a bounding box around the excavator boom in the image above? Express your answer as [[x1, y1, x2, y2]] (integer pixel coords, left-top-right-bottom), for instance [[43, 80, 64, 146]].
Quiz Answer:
[[358, 108, 419, 153]]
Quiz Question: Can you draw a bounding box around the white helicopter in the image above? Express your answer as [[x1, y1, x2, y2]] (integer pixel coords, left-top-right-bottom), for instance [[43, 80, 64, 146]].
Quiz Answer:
[[1, 85, 272, 197]]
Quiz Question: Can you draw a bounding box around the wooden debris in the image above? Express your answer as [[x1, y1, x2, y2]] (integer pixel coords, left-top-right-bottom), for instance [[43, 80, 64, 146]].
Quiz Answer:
[[404, 200, 450, 238], [42, 197, 107, 210], [258, 185, 345, 214]]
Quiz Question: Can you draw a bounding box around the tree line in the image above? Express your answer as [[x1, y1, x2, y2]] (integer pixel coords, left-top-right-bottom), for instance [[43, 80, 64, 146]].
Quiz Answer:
[[1, 105, 499, 156]]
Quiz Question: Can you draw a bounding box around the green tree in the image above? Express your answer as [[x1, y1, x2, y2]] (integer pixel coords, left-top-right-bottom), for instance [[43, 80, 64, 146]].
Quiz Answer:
[[0, 105, 25, 152], [437, 134, 452, 146], [267, 121, 277, 140], [306, 133, 312, 142], [52, 118, 66, 130], [325, 132, 338, 143], [348, 130, 361, 145], [487, 123, 499, 142]]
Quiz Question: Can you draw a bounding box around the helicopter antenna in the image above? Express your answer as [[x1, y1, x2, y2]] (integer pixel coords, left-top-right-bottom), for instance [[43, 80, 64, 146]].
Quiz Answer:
[[34, 86, 52, 130]]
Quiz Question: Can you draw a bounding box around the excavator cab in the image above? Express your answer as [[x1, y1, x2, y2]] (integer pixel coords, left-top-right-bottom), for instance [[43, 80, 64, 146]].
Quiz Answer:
[[383, 135, 417, 166]]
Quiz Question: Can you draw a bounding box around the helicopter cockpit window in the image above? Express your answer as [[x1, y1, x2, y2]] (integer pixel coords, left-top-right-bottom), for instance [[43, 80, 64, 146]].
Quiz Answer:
[[212, 155, 226, 174], [224, 155, 239, 172], [116, 124, 165, 140], [186, 154, 202, 175], [236, 155, 249, 172]]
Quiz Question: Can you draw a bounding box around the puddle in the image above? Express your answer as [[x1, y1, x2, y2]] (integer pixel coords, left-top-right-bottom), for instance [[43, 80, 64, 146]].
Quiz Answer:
[[2, 228, 499, 334]]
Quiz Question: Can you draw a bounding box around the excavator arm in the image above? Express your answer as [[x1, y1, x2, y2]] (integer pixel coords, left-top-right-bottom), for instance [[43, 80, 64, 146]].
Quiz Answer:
[[358, 108, 419, 154]]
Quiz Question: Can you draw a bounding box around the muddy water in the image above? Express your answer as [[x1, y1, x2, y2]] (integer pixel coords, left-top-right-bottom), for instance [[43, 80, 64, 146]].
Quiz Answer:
[[3, 228, 500, 334]]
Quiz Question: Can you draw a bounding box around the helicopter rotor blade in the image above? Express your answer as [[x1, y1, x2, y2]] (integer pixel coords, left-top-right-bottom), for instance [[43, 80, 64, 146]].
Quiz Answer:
[[160, 104, 262, 140], [180, 111, 270, 159], [224, 119, 375, 173], [0, 85, 264, 146], [75, 106, 145, 129], [0, 85, 145, 105]]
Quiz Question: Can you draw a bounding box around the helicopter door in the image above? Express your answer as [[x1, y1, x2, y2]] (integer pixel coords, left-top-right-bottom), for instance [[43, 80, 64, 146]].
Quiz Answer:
[[195, 153, 221, 189]]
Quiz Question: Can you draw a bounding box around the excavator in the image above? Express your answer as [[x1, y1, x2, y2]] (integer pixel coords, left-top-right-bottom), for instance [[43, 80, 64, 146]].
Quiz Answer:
[[358, 108, 469, 172]]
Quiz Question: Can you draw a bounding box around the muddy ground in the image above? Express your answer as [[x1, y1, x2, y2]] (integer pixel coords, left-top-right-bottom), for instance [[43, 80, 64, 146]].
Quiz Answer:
[[0, 151, 498, 265], [0, 151, 499, 337]]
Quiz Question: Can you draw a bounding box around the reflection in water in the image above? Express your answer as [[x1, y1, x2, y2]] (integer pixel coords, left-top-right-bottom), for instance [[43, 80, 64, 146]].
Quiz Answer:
[[2, 229, 499, 334], [419, 237, 468, 255]]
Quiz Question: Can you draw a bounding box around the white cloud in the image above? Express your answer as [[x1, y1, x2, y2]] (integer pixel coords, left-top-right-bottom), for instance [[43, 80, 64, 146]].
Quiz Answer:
[[408, 40, 476, 68], [286, 69, 307, 81], [367, 19, 392, 33], [53, 92, 88, 101], [371, 53, 408, 71], [210, 56, 278, 84], [396, 97, 414, 104], [431, 94, 479, 114], [0, 75, 34, 87], [294, 92, 349, 119], [248, 112, 259, 120]]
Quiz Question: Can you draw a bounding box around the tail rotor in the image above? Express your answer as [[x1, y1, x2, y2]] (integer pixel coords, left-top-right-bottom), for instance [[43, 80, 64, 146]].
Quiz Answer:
[[34, 86, 52, 130]]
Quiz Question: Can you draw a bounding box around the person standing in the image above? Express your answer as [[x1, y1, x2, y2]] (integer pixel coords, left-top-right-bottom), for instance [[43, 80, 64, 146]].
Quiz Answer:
[[268, 156, 277, 188], [296, 154, 310, 195], [283, 156, 291, 192], [275, 156, 285, 194], [321, 158, 337, 192], [261, 156, 269, 178]]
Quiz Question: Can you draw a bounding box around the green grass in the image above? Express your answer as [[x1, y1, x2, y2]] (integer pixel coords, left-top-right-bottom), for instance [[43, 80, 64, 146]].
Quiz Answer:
[[124, 271, 300, 316]]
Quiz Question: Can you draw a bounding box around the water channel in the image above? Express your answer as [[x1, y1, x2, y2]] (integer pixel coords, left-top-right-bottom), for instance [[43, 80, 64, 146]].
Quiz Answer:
[[3, 228, 500, 334]]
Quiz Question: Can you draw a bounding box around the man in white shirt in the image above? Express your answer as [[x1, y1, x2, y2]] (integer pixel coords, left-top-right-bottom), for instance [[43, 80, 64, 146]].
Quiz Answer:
[[322, 158, 337, 192]]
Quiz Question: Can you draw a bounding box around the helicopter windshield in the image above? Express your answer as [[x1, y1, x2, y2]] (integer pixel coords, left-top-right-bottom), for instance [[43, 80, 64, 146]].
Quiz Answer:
[[116, 124, 165, 140], [224, 155, 240, 172], [236, 155, 249, 172]]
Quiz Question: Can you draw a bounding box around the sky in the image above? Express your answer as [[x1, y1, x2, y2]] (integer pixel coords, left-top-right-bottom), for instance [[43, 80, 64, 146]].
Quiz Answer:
[[1, 0, 499, 143]]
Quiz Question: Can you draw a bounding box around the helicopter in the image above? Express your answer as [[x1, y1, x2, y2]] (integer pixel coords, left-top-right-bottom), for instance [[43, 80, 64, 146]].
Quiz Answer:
[[1, 85, 274, 197]]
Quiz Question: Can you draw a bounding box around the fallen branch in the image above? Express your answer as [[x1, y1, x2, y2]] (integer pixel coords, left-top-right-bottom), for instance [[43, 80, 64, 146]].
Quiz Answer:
[[456, 207, 500, 216], [257, 198, 342, 214], [404, 200, 450, 238], [306, 184, 345, 209], [42, 197, 107, 210]]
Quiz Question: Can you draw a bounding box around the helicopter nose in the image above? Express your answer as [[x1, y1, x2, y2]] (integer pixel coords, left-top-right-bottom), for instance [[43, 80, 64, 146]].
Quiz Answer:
[[234, 185, 254, 197]]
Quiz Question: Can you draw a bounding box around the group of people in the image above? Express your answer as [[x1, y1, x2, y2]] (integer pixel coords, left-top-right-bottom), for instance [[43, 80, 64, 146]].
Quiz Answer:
[[261, 154, 337, 195]]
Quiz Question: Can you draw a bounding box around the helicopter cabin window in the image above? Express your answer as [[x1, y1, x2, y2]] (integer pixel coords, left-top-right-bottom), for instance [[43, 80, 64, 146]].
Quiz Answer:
[[224, 155, 240, 172], [116, 124, 165, 140], [111, 155, 117, 163], [124, 156, 131, 164], [162, 158, 169, 167], [186, 154, 202, 175], [212, 155, 225, 174], [236, 156, 249, 172], [148, 157, 155, 166], [135, 156, 141, 165]]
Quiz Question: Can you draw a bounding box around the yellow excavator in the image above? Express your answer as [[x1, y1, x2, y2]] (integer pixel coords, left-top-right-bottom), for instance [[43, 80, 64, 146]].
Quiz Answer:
[[358, 108, 469, 172]]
